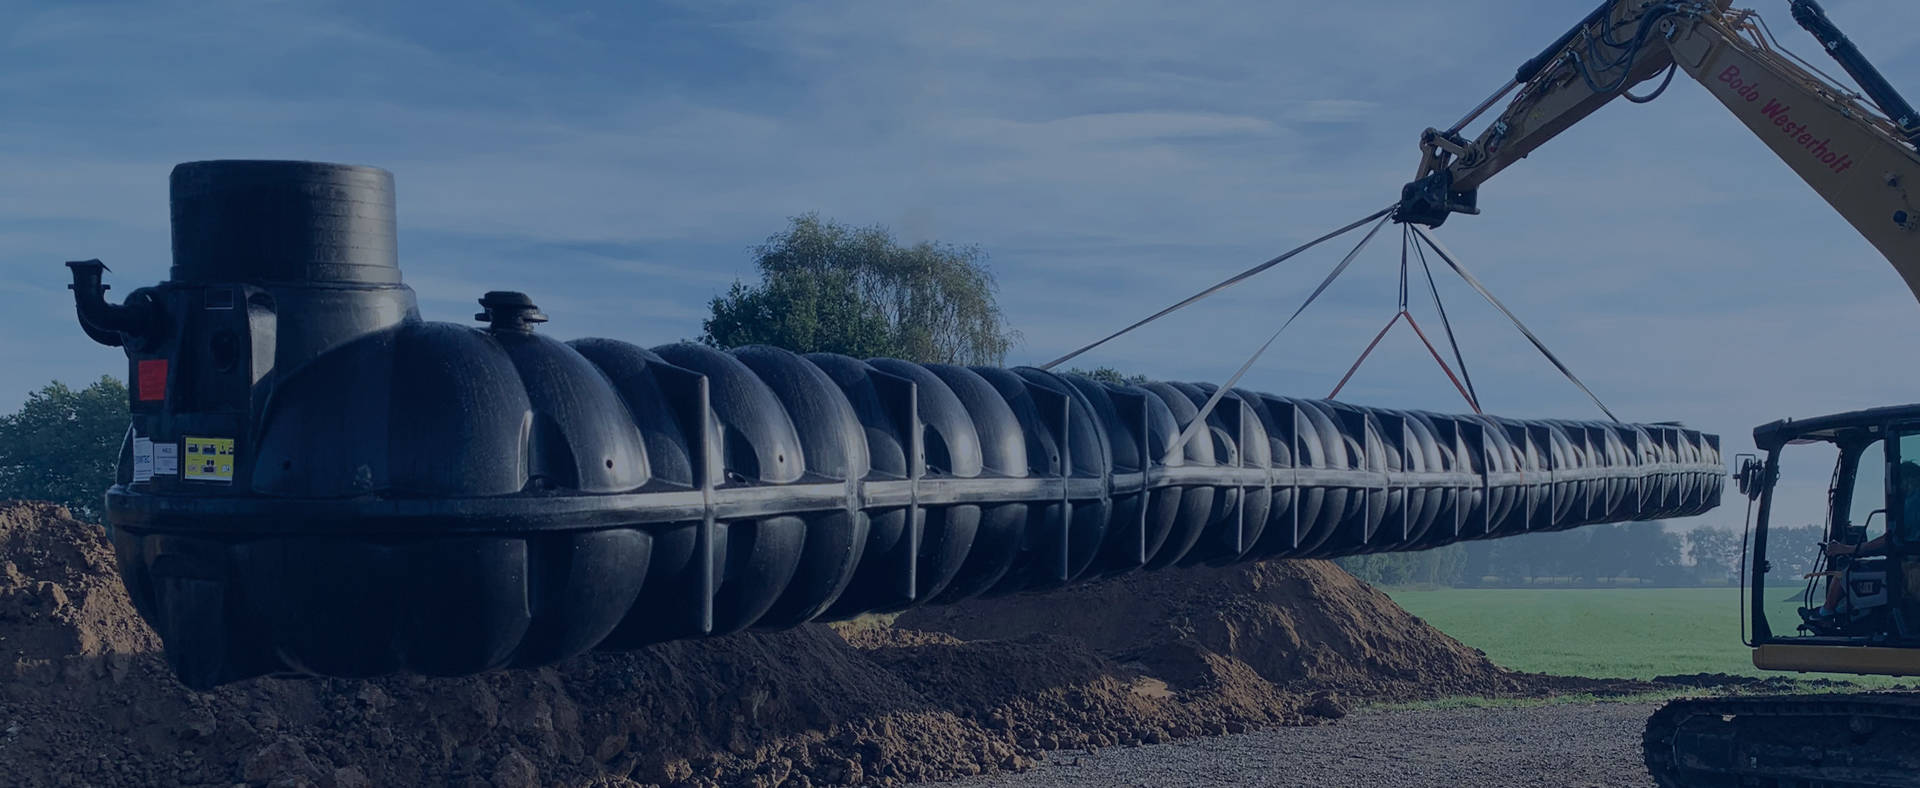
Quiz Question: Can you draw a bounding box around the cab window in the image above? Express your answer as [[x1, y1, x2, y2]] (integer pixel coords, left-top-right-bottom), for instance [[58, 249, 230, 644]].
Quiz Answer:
[[1847, 438, 1888, 543], [1896, 433, 1920, 548]]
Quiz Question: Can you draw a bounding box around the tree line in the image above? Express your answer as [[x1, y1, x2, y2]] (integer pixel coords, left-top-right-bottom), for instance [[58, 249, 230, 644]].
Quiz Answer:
[[1334, 521, 1825, 588]]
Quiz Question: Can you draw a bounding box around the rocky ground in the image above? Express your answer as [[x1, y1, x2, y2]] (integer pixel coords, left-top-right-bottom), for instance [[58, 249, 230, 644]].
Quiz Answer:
[[944, 702, 1665, 788], [0, 501, 1771, 787]]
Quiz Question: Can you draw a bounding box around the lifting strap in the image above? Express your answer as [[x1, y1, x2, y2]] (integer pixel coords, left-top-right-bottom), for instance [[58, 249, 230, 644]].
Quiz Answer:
[[1324, 228, 1481, 412], [1040, 205, 1396, 371], [1161, 213, 1393, 463], [1043, 203, 1621, 468], [1402, 312, 1482, 412], [1412, 225, 1620, 423], [1326, 310, 1483, 413], [1412, 230, 1481, 407]]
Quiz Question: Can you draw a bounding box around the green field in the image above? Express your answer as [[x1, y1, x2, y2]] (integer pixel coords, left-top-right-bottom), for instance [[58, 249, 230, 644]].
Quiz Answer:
[[1387, 586, 1917, 687]]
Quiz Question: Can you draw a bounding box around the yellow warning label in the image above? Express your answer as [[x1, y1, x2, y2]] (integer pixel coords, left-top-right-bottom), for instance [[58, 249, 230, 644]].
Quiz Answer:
[[183, 436, 235, 483]]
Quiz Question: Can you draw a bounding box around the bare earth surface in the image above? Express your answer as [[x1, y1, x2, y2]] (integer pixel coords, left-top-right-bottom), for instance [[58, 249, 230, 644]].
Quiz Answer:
[[1, 502, 1754, 787], [943, 702, 1661, 788]]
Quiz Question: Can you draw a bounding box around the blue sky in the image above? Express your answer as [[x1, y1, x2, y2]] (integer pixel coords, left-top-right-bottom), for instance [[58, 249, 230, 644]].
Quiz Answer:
[[6, 0, 1920, 531]]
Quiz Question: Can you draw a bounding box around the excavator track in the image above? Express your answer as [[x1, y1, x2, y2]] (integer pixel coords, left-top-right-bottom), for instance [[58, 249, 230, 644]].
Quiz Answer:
[[1644, 692, 1920, 787]]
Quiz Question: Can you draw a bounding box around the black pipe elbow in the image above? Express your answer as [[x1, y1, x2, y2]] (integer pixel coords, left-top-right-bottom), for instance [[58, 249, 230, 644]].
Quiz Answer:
[[67, 259, 157, 348]]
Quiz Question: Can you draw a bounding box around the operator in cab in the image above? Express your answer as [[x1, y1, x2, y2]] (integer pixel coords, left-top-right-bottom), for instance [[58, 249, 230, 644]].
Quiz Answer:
[[1810, 460, 1920, 621]]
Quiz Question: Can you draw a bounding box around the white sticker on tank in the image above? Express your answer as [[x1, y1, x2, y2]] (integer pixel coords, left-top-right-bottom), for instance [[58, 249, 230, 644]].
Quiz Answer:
[[153, 442, 178, 476], [132, 436, 153, 483]]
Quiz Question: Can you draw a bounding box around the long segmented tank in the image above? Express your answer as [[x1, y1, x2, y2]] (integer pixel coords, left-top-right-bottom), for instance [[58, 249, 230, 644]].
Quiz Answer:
[[67, 161, 1724, 688]]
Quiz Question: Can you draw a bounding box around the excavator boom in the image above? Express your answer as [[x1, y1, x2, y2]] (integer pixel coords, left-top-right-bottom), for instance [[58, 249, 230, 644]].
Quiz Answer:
[[1402, 0, 1920, 300]]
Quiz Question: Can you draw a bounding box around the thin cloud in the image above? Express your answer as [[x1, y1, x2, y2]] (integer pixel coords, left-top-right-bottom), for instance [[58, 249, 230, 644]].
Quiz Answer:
[[1291, 99, 1380, 123], [3, 0, 1917, 461]]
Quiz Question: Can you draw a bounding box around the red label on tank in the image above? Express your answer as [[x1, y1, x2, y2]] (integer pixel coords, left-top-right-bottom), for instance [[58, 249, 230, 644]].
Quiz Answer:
[[137, 359, 167, 402]]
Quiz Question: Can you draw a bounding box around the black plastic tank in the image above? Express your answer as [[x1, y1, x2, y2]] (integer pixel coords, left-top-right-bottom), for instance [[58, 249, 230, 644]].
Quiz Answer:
[[67, 161, 1726, 688]]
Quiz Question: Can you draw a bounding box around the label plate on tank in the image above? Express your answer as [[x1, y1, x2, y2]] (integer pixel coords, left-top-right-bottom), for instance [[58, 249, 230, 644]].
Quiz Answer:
[[154, 442, 178, 476], [184, 437, 235, 483], [132, 437, 152, 483]]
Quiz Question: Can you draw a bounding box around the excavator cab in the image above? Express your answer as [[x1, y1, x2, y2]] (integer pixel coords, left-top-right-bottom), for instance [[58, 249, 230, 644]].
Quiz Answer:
[[1746, 405, 1920, 675]]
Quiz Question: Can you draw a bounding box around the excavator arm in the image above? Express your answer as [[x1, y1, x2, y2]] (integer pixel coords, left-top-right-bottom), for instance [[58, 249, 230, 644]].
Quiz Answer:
[[1400, 0, 1920, 300]]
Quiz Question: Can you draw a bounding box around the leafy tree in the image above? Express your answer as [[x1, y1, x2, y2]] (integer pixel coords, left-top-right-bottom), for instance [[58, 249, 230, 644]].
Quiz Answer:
[[1459, 539, 1497, 585], [1585, 525, 1636, 583], [1767, 524, 1827, 578], [0, 377, 128, 520], [1688, 526, 1743, 584], [1335, 553, 1402, 586], [1490, 530, 1554, 583], [1065, 367, 1150, 385], [1624, 521, 1687, 585], [1420, 543, 1467, 585], [703, 214, 1017, 365], [1336, 544, 1466, 587], [1348, 521, 1721, 587], [1541, 527, 1593, 582]]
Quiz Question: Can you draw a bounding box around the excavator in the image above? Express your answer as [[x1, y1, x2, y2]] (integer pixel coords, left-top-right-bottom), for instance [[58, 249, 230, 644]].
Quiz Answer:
[[1397, 0, 1920, 783]]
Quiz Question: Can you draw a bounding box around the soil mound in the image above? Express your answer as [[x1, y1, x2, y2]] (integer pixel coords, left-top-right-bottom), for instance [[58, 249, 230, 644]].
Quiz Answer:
[[897, 558, 1522, 701], [0, 501, 1590, 787], [1, 500, 160, 669]]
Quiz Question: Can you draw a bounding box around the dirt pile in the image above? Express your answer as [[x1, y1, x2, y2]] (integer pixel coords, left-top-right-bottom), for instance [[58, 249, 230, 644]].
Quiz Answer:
[[898, 558, 1526, 702], [0, 501, 1590, 787], [1, 501, 160, 673]]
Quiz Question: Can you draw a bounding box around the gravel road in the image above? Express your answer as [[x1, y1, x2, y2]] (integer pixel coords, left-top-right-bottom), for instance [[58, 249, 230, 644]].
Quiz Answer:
[[943, 702, 1661, 788]]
